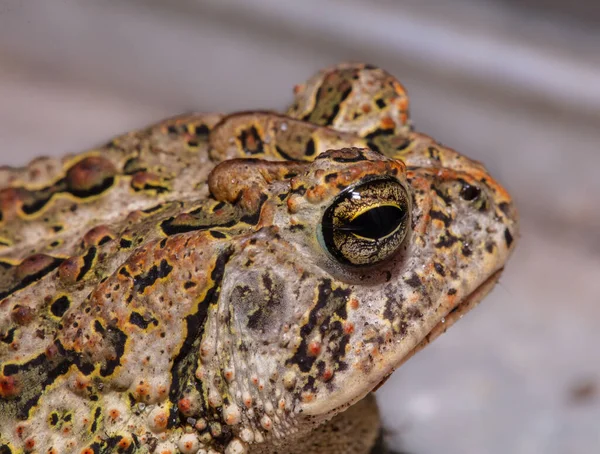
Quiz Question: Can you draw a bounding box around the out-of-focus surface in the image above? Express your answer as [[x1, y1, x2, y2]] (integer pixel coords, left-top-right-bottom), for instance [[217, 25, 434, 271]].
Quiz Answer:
[[0, 1, 598, 453]]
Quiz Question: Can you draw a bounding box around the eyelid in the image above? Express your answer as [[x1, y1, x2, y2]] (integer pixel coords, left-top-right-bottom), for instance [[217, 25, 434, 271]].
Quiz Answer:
[[347, 202, 403, 223]]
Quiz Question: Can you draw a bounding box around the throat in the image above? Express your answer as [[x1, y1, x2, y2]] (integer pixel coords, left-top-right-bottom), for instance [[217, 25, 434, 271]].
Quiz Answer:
[[249, 394, 382, 454]]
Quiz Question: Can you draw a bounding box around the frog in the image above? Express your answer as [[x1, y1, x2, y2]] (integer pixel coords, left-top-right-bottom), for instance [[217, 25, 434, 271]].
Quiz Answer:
[[0, 63, 518, 454]]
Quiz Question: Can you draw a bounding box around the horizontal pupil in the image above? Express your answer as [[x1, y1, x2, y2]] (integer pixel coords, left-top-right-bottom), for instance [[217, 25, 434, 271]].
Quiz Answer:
[[347, 205, 405, 240]]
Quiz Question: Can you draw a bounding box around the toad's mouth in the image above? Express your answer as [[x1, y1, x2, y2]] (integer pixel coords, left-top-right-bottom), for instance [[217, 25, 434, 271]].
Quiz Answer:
[[302, 268, 505, 416], [372, 267, 505, 393]]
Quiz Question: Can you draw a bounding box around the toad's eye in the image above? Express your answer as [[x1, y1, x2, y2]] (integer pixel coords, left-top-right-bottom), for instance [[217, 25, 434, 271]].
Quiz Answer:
[[321, 177, 410, 266]]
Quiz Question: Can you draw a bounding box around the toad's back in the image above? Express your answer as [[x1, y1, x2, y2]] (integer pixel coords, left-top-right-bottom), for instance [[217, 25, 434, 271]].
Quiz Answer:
[[0, 64, 518, 454]]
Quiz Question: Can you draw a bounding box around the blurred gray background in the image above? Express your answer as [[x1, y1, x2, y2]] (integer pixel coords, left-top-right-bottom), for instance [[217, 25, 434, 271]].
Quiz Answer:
[[0, 1, 599, 453]]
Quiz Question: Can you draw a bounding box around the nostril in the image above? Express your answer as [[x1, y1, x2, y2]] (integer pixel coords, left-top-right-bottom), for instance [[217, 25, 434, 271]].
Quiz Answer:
[[459, 182, 481, 201]]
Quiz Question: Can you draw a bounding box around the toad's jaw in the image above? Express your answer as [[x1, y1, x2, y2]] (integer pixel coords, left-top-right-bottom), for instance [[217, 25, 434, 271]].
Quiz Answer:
[[373, 267, 505, 392], [303, 268, 505, 418]]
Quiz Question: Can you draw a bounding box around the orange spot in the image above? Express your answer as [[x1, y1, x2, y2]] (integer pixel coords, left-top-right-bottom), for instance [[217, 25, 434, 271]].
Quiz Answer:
[[73, 374, 89, 391], [195, 419, 207, 430], [134, 380, 151, 399], [81, 449, 95, 454], [392, 81, 407, 96], [157, 385, 168, 397], [108, 408, 120, 421], [15, 424, 25, 438], [321, 369, 334, 381], [381, 116, 396, 130], [301, 391, 314, 403], [286, 194, 302, 214], [308, 341, 321, 356], [118, 437, 131, 449], [343, 322, 355, 335], [396, 97, 408, 109], [225, 413, 237, 425], [25, 438, 35, 449], [361, 104, 371, 113], [178, 398, 192, 414], [306, 184, 327, 204], [350, 298, 359, 310], [152, 411, 168, 431], [0, 375, 19, 398]]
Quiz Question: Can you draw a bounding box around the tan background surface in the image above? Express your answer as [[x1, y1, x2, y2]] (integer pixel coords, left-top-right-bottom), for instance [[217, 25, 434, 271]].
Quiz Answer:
[[0, 1, 598, 452]]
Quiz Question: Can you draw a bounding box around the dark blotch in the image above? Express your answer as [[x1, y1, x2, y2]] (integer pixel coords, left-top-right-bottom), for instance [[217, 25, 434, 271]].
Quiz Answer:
[[429, 209, 452, 227], [133, 259, 173, 293], [275, 145, 303, 162], [99, 325, 127, 377], [76, 246, 97, 281], [433, 262, 446, 277], [0, 256, 63, 300], [94, 320, 105, 334], [305, 138, 316, 157], [239, 193, 268, 225], [90, 406, 101, 433], [433, 185, 452, 206], [209, 230, 227, 239], [167, 248, 234, 427], [0, 327, 16, 344], [98, 236, 112, 246], [239, 126, 264, 155], [142, 204, 163, 214], [504, 228, 514, 247], [435, 233, 459, 248], [50, 296, 71, 318], [462, 244, 473, 257], [499, 201, 511, 216], [129, 311, 155, 329], [49, 412, 59, 426], [405, 273, 421, 288]]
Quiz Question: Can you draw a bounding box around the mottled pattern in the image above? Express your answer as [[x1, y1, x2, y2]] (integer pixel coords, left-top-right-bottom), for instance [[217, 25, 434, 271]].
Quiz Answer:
[[0, 63, 518, 454]]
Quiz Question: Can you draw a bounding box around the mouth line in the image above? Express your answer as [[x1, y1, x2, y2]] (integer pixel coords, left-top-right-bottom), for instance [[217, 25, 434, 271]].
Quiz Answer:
[[417, 267, 504, 351], [372, 267, 505, 392]]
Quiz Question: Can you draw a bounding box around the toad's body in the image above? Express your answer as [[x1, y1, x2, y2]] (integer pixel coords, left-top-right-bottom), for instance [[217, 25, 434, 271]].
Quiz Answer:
[[0, 64, 517, 453]]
